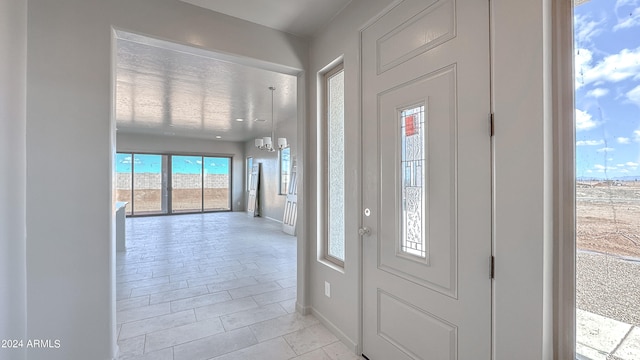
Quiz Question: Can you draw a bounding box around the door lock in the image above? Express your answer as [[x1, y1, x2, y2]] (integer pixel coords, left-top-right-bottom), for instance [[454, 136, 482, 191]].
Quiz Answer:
[[358, 227, 371, 236]]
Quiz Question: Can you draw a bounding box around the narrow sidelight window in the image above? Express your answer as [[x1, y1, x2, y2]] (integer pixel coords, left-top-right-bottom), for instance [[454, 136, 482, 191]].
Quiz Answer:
[[323, 63, 345, 266]]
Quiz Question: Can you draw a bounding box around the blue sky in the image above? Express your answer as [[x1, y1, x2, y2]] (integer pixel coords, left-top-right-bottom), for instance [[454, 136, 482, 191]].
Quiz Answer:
[[116, 153, 229, 174], [575, 0, 640, 179]]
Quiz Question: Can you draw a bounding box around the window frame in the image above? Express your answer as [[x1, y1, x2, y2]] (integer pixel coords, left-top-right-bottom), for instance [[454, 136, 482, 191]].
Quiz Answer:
[[321, 62, 346, 268], [116, 151, 233, 216], [554, 0, 576, 358], [279, 147, 291, 195], [246, 156, 253, 193]]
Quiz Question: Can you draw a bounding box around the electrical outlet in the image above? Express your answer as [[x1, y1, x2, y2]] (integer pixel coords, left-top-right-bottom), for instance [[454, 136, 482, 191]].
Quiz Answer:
[[324, 281, 331, 298]]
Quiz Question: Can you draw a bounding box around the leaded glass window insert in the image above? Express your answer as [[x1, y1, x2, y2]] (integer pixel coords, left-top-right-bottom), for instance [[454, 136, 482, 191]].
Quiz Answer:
[[400, 105, 427, 258]]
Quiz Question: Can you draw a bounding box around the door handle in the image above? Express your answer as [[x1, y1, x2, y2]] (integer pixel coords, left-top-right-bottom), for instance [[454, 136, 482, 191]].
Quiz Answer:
[[358, 227, 371, 236]]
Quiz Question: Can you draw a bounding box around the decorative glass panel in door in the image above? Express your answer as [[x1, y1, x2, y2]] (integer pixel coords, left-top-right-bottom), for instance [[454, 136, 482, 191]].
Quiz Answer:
[[400, 105, 426, 258]]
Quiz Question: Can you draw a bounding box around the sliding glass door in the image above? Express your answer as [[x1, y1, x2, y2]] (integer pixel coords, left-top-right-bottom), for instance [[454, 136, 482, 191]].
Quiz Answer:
[[115, 153, 133, 215], [132, 154, 166, 215], [171, 155, 203, 213], [204, 157, 231, 211], [116, 152, 232, 216]]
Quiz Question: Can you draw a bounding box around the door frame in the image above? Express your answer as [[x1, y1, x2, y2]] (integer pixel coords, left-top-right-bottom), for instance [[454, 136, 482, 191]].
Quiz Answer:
[[353, 0, 577, 358], [552, 0, 576, 358]]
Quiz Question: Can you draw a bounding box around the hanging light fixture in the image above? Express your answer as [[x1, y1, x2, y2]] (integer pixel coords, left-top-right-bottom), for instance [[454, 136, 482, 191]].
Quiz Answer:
[[255, 86, 287, 152]]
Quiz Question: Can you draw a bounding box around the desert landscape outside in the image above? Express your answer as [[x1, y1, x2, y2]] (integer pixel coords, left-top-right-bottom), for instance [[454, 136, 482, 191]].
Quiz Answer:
[[115, 153, 231, 215], [574, 0, 640, 357], [576, 181, 640, 327]]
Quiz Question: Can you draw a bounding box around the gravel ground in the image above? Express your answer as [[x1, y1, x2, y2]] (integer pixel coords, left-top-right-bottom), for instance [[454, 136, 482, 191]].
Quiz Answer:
[[577, 251, 640, 327]]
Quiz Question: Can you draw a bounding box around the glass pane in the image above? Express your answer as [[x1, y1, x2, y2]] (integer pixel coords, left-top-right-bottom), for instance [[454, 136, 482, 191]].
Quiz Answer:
[[204, 157, 230, 211], [133, 154, 164, 215], [246, 157, 253, 192], [400, 106, 426, 258], [280, 147, 291, 195], [172, 155, 203, 213], [328, 69, 345, 261], [115, 153, 132, 215], [575, 1, 640, 358]]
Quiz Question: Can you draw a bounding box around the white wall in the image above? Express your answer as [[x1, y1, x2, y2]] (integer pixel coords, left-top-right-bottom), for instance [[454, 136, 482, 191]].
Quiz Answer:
[[308, 0, 555, 358], [117, 132, 246, 211], [307, 0, 401, 349], [0, 1, 27, 359], [25, 0, 306, 358]]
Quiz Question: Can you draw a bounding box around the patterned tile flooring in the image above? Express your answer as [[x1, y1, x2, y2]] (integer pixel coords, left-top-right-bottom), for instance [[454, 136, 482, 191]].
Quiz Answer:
[[116, 212, 362, 360]]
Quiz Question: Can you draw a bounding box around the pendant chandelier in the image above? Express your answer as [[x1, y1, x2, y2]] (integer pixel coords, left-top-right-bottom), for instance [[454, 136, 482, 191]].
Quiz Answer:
[[255, 86, 287, 152]]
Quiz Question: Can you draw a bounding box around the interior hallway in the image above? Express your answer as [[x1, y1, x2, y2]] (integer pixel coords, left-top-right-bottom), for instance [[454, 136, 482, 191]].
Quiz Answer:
[[116, 212, 361, 360]]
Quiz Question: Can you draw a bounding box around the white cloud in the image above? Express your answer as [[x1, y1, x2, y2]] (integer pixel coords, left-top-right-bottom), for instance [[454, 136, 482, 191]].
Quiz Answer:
[[625, 161, 639, 171], [576, 139, 605, 146], [594, 164, 617, 172], [575, 14, 604, 43], [617, 137, 631, 144], [576, 109, 599, 131], [596, 147, 615, 153], [575, 48, 594, 89], [634, 130, 640, 142], [576, 46, 640, 88], [627, 85, 640, 107], [586, 88, 610, 98], [614, 0, 640, 30], [614, 7, 640, 30], [617, 0, 640, 8]]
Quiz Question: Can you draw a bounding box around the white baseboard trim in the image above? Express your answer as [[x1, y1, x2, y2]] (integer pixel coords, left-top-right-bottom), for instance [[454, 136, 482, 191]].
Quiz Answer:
[[265, 216, 283, 223], [296, 302, 312, 315], [310, 307, 359, 355]]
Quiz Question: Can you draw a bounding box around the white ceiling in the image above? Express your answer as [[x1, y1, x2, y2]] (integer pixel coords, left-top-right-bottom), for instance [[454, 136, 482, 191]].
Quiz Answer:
[[115, 31, 297, 142], [116, 1, 352, 142], [179, 0, 353, 38]]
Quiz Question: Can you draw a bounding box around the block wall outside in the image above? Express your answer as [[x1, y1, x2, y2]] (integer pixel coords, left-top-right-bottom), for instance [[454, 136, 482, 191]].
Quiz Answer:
[[116, 173, 229, 189]]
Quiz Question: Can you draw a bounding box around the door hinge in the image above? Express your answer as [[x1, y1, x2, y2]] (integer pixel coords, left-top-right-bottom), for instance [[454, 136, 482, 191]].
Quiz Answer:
[[490, 256, 495, 279], [489, 113, 495, 137]]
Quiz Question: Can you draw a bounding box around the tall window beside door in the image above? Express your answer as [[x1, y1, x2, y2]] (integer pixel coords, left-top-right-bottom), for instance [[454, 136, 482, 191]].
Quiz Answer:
[[321, 62, 345, 266]]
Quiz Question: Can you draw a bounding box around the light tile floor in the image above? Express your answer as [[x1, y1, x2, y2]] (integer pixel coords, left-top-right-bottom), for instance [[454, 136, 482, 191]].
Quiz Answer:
[[116, 212, 363, 360]]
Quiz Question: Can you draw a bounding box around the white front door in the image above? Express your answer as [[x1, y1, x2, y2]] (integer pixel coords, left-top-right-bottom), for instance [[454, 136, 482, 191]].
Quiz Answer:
[[361, 0, 491, 359]]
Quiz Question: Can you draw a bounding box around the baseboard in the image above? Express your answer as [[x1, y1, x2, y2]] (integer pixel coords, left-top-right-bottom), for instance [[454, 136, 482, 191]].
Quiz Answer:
[[265, 216, 283, 224], [112, 344, 119, 360], [296, 302, 312, 315], [310, 307, 359, 354]]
